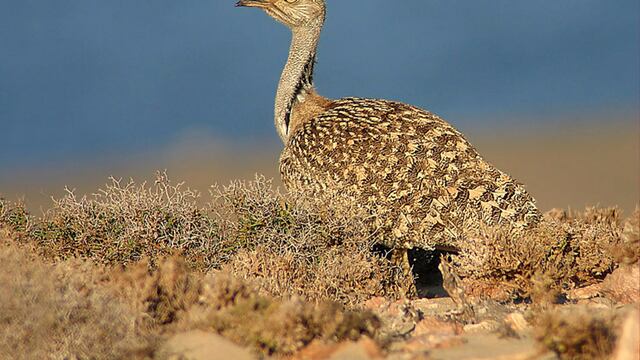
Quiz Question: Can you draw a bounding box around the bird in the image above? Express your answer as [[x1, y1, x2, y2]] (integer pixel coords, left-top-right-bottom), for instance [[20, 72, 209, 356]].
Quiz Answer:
[[236, 0, 540, 294]]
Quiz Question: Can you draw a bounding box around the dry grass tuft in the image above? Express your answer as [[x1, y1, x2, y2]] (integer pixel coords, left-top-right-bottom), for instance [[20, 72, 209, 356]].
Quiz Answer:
[[107, 256, 384, 357], [0, 242, 155, 360], [183, 272, 381, 356], [108, 255, 378, 356], [108, 256, 203, 327], [533, 305, 619, 359], [0, 239, 383, 358]]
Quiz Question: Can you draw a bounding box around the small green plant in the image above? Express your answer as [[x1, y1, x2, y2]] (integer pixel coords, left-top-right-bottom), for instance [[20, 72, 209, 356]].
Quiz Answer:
[[0, 198, 29, 232]]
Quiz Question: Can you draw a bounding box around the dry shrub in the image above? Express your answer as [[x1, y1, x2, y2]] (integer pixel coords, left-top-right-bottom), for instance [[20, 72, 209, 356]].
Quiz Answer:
[[0, 239, 383, 358], [5, 173, 407, 306], [3, 173, 408, 308], [0, 197, 30, 232], [210, 177, 405, 306], [106, 256, 382, 356], [6, 172, 633, 309], [108, 256, 203, 327], [545, 206, 624, 226], [25, 171, 221, 270], [543, 206, 639, 267], [183, 272, 381, 356], [453, 207, 625, 298], [0, 242, 154, 360], [533, 305, 618, 359], [612, 208, 639, 265]]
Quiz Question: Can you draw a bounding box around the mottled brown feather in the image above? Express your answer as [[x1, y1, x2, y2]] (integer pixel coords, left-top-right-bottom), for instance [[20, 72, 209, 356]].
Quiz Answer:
[[281, 97, 540, 249]]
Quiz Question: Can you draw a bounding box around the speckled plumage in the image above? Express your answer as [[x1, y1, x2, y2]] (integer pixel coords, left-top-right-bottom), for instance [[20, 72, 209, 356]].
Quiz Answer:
[[281, 97, 540, 249], [238, 0, 540, 251]]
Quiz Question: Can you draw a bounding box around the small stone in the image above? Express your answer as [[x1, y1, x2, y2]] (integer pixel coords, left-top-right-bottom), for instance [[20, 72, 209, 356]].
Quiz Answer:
[[429, 334, 558, 360], [159, 330, 255, 360], [567, 283, 602, 300], [400, 316, 463, 352], [364, 296, 387, 311], [460, 278, 514, 302], [505, 313, 530, 333], [367, 298, 421, 338], [463, 320, 501, 334], [412, 298, 457, 317], [329, 337, 383, 360], [413, 317, 462, 337], [575, 296, 615, 309], [403, 335, 465, 354]]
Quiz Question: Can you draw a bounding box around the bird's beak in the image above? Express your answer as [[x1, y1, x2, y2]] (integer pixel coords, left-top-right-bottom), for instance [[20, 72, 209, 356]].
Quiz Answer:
[[235, 0, 270, 9]]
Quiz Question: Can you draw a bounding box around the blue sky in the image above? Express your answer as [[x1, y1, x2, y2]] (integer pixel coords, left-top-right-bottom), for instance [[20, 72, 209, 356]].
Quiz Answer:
[[1, 0, 638, 169]]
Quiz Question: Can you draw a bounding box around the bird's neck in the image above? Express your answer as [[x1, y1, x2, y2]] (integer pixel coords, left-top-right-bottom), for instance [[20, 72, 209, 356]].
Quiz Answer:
[[275, 20, 323, 143]]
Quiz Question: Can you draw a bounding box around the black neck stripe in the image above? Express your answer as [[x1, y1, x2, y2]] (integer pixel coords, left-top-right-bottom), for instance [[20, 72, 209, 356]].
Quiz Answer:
[[284, 54, 316, 133]]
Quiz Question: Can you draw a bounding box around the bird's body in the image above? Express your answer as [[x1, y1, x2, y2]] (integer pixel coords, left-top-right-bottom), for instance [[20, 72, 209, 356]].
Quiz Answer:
[[237, 0, 540, 254], [281, 96, 539, 249]]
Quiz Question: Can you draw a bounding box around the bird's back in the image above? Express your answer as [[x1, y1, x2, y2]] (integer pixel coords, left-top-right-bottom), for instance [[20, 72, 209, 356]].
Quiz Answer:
[[280, 97, 540, 249]]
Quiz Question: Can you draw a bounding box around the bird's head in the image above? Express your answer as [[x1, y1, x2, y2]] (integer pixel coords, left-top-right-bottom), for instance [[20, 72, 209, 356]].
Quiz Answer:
[[236, 0, 326, 29]]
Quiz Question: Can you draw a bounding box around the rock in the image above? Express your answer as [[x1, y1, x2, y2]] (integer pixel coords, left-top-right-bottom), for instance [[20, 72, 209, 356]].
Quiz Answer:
[[329, 337, 383, 360], [463, 320, 501, 334], [295, 340, 339, 360], [567, 283, 602, 300], [505, 313, 530, 333], [295, 337, 382, 360], [568, 264, 639, 304], [612, 308, 640, 360], [365, 298, 421, 338], [412, 298, 457, 317], [459, 278, 514, 303], [575, 296, 615, 309], [158, 330, 255, 360], [413, 317, 462, 338], [402, 336, 465, 355], [601, 264, 640, 304], [364, 297, 387, 310], [401, 317, 463, 352], [429, 334, 558, 360], [366, 298, 416, 320]]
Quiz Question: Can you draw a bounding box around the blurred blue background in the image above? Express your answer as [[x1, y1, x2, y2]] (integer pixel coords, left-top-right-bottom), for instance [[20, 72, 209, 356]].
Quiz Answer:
[[1, 0, 639, 213], [1, 0, 638, 169]]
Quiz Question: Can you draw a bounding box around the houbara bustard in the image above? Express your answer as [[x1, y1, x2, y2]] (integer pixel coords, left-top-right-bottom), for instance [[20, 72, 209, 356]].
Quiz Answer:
[[236, 0, 540, 293]]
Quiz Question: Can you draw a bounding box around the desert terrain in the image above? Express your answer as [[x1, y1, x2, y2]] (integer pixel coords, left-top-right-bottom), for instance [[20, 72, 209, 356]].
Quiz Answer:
[[0, 122, 638, 359]]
